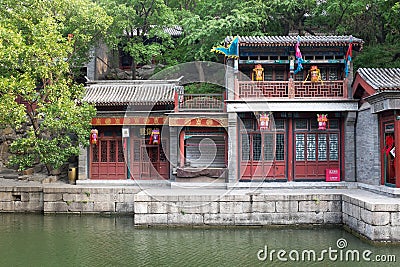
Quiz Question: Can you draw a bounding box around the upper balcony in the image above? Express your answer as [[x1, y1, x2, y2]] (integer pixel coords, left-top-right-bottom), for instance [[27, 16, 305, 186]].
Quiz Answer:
[[176, 93, 225, 112], [235, 79, 348, 100]]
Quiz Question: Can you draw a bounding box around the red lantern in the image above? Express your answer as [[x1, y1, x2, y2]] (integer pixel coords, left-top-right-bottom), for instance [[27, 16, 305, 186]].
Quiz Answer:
[[259, 113, 270, 131], [252, 64, 264, 81], [310, 65, 321, 82], [90, 129, 98, 145], [317, 114, 328, 130], [68, 33, 74, 42], [149, 129, 160, 145]]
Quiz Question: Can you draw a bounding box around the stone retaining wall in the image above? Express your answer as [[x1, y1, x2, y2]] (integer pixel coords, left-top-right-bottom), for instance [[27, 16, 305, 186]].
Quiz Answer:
[[1, 186, 400, 242], [0, 186, 43, 212], [342, 194, 400, 241], [133, 192, 343, 226], [43, 187, 139, 214]]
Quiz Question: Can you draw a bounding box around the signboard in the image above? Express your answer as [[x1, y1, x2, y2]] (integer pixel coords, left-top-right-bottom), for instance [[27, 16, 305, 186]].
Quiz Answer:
[[326, 168, 340, 182]]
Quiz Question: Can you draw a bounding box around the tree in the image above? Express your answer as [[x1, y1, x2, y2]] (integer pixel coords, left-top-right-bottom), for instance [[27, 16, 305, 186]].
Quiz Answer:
[[0, 0, 112, 173], [98, 0, 176, 79]]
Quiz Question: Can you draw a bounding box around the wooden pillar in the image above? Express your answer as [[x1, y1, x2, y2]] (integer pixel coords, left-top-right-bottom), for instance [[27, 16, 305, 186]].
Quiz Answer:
[[179, 130, 185, 167], [287, 117, 293, 181], [395, 118, 400, 188]]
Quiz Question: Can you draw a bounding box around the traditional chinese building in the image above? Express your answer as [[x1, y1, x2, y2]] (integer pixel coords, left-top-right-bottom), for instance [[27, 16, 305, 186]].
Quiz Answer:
[[221, 35, 363, 183], [353, 68, 400, 188], [81, 35, 365, 185], [80, 80, 182, 180]]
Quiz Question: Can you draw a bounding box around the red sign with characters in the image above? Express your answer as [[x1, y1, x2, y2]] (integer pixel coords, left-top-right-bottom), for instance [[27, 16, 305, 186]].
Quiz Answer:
[[326, 168, 340, 182]]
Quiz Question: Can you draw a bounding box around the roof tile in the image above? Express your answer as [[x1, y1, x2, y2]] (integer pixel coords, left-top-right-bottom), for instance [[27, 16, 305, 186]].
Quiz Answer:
[[83, 80, 181, 106], [357, 68, 400, 91]]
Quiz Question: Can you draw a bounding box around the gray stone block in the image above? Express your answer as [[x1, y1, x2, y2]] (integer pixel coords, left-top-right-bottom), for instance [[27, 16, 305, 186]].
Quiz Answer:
[[298, 200, 329, 212], [204, 213, 235, 225], [360, 209, 390, 226], [44, 201, 69, 213], [134, 214, 168, 225], [134, 202, 149, 213], [323, 212, 342, 224], [167, 213, 204, 225], [390, 212, 400, 226], [116, 202, 134, 213], [275, 201, 298, 213], [251, 201, 275, 213]]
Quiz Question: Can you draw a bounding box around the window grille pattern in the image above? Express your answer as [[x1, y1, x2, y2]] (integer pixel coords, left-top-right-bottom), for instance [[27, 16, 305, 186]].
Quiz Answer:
[[101, 141, 107, 162], [276, 133, 285, 161], [296, 134, 305, 160], [318, 134, 327, 160], [329, 134, 339, 160], [241, 134, 250, 161], [252, 134, 262, 161], [307, 134, 316, 160], [92, 145, 99, 162]]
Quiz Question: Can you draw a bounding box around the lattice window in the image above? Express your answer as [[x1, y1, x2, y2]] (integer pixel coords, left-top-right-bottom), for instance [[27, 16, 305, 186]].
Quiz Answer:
[[118, 140, 124, 162], [329, 134, 339, 160], [240, 118, 256, 131], [275, 119, 285, 130], [264, 67, 273, 81], [241, 134, 250, 161], [264, 133, 274, 161], [253, 134, 262, 161], [133, 140, 140, 161], [275, 68, 285, 81], [318, 134, 327, 161], [101, 141, 107, 162], [92, 145, 99, 162], [329, 67, 338, 80], [307, 134, 316, 160], [296, 134, 305, 161], [109, 140, 116, 162], [160, 145, 167, 162], [329, 119, 339, 129], [276, 133, 285, 161], [295, 119, 308, 130]]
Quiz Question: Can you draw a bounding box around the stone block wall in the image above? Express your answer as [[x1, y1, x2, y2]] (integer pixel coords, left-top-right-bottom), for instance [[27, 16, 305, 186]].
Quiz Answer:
[[133, 192, 343, 226], [0, 187, 43, 212], [355, 104, 380, 185], [342, 194, 400, 241], [43, 187, 139, 214]]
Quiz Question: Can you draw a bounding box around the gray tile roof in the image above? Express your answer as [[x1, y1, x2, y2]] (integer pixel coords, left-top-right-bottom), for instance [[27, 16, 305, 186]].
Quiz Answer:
[[83, 80, 181, 106], [357, 68, 400, 91], [224, 35, 363, 49]]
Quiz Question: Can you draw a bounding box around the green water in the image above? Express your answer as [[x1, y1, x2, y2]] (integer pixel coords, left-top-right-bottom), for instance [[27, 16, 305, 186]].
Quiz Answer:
[[0, 214, 399, 267]]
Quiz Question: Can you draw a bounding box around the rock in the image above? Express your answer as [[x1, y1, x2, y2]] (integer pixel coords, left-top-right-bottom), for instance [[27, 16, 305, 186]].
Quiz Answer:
[[141, 64, 153, 69]]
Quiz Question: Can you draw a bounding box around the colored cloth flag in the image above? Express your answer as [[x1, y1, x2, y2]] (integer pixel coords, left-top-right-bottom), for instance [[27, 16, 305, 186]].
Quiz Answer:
[[294, 38, 303, 74], [211, 36, 239, 58], [344, 41, 353, 77]]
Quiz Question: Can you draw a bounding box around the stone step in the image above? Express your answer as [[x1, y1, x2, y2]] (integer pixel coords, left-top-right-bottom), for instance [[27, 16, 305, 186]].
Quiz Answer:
[[0, 168, 19, 179]]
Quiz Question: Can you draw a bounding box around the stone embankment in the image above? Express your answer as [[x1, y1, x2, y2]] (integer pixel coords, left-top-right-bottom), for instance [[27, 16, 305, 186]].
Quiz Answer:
[[0, 182, 400, 242]]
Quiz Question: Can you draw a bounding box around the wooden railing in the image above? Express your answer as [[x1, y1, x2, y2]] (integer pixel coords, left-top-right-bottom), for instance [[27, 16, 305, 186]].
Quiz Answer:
[[178, 94, 224, 111], [237, 80, 347, 99]]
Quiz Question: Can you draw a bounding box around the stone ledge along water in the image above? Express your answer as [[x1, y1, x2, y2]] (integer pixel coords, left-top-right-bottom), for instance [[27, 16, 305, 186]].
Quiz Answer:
[[0, 182, 400, 242]]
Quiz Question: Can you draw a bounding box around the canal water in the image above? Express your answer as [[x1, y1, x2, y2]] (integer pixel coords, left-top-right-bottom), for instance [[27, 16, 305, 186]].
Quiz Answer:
[[0, 214, 398, 267]]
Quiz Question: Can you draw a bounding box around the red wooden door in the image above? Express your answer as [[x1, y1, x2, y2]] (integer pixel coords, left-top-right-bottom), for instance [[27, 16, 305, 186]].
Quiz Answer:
[[293, 119, 340, 180], [130, 139, 169, 180], [91, 137, 126, 180], [239, 131, 286, 181]]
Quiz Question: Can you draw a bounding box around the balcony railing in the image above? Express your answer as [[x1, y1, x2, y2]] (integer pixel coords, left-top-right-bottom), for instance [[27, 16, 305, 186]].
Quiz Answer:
[[177, 94, 225, 111], [237, 80, 347, 99]]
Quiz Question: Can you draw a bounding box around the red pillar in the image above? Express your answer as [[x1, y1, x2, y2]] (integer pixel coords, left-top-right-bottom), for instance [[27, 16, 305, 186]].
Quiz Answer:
[[395, 118, 400, 188], [287, 117, 293, 181], [179, 130, 185, 168]]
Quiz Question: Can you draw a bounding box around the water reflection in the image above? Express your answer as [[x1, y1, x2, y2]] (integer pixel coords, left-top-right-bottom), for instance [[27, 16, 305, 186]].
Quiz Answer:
[[0, 214, 398, 266]]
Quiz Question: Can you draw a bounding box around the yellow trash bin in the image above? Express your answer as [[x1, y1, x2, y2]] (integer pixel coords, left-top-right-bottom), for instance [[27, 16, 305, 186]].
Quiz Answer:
[[68, 167, 77, 184]]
